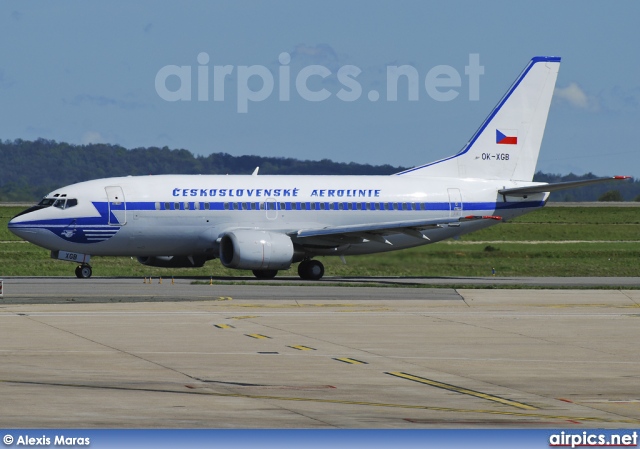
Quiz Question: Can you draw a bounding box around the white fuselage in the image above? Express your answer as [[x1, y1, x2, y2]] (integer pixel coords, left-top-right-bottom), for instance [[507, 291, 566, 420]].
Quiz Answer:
[[8, 174, 547, 258]]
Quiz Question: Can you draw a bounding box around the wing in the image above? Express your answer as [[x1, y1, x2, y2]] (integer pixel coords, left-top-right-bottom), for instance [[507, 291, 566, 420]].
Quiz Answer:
[[289, 215, 501, 246]]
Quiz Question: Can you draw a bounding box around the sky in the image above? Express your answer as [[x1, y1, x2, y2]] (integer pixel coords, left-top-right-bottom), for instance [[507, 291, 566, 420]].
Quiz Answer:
[[1, 1, 639, 177]]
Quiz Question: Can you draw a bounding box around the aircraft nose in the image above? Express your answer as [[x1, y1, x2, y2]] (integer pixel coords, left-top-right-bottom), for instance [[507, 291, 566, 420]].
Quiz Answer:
[[7, 208, 42, 241], [8, 215, 31, 240]]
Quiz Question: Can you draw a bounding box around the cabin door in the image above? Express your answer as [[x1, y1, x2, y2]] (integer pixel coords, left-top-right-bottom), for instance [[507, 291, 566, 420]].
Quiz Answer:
[[105, 186, 127, 225]]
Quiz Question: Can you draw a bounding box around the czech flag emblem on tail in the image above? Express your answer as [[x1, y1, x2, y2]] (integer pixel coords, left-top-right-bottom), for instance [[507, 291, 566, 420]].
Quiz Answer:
[[496, 129, 517, 145]]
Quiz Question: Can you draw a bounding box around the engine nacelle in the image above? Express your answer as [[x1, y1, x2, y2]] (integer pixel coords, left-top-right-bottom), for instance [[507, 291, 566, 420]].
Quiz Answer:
[[136, 255, 207, 268], [219, 230, 293, 270]]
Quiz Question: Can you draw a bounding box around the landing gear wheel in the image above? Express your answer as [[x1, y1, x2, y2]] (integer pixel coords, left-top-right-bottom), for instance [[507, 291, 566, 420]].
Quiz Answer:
[[298, 260, 324, 280], [75, 265, 92, 279], [252, 269, 278, 279]]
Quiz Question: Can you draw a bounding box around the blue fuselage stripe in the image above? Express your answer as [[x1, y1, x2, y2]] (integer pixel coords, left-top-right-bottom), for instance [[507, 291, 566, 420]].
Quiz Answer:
[[9, 200, 543, 229]]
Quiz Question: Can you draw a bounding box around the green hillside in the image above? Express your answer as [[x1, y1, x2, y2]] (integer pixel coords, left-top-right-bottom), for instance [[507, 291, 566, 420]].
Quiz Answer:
[[1, 138, 637, 202]]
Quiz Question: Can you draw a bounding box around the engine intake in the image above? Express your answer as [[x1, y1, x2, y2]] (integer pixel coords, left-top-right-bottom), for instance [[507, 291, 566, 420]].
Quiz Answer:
[[219, 230, 293, 270]]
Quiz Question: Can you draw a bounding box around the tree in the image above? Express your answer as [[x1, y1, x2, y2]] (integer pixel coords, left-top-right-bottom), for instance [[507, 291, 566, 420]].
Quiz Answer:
[[598, 190, 624, 202]]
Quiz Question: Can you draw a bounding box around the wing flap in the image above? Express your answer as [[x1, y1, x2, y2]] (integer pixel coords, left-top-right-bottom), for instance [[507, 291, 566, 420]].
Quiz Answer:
[[292, 215, 502, 244]]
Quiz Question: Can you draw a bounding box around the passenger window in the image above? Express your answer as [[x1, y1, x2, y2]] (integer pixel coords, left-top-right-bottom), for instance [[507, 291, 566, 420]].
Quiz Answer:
[[224, 202, 230, 210], [174, 202, 180, 210], [194, 202, 200, 210], [204, 202, 210, 210]]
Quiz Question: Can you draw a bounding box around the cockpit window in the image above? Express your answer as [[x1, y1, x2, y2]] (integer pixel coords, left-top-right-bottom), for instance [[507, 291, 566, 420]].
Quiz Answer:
[[12, 195, 75, 220], [38, 198, 56, 207], [48, 197, 78, 210]]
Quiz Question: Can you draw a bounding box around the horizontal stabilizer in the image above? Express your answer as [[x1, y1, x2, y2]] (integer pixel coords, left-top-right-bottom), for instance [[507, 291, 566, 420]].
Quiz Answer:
[[499, 176, 631, 196]]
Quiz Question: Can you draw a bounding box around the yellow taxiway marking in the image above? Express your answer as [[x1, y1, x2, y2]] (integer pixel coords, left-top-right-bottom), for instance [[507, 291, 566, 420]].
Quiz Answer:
[[245, 334, 271, 339], [386, 372, 537, 410], [334, 357, 368, 365], [288, 345, 316, 351], [2, 379, 635, 424], [213, 324, 234, 329]]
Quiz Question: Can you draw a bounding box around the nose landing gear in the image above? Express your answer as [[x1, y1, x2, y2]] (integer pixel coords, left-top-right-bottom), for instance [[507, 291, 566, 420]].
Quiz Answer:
[[75, 264, 93, 279]]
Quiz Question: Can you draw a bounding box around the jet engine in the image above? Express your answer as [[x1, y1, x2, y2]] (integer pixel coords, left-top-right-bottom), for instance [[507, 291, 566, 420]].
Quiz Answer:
[[219, 230, 293, 270], [136, 255, 208, 268]]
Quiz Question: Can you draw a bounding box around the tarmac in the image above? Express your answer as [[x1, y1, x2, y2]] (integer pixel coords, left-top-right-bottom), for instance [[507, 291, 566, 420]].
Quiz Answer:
[[0, 277, 639, 428]]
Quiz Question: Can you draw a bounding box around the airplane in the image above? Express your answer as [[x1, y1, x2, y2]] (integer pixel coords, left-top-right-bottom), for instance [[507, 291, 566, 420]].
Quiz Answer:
[[8, 56, 630, 280]]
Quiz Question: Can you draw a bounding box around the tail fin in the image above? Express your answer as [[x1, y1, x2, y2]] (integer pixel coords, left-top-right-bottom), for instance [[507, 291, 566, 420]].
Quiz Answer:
[[397, 56, 561, 181]]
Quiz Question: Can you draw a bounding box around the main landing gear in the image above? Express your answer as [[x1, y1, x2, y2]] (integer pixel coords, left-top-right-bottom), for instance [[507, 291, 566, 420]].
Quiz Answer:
[[250, 259, 325, 281], [298, 259, 324, 281], [75, 264, 93, 279]]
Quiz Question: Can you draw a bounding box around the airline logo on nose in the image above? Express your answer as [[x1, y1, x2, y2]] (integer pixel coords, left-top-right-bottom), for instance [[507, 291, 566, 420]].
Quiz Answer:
[[496, 130, 517, 145]]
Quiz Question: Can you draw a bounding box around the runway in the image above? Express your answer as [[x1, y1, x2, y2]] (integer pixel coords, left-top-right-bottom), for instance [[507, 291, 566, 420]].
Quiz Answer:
[[0, 278, 639, 428]]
